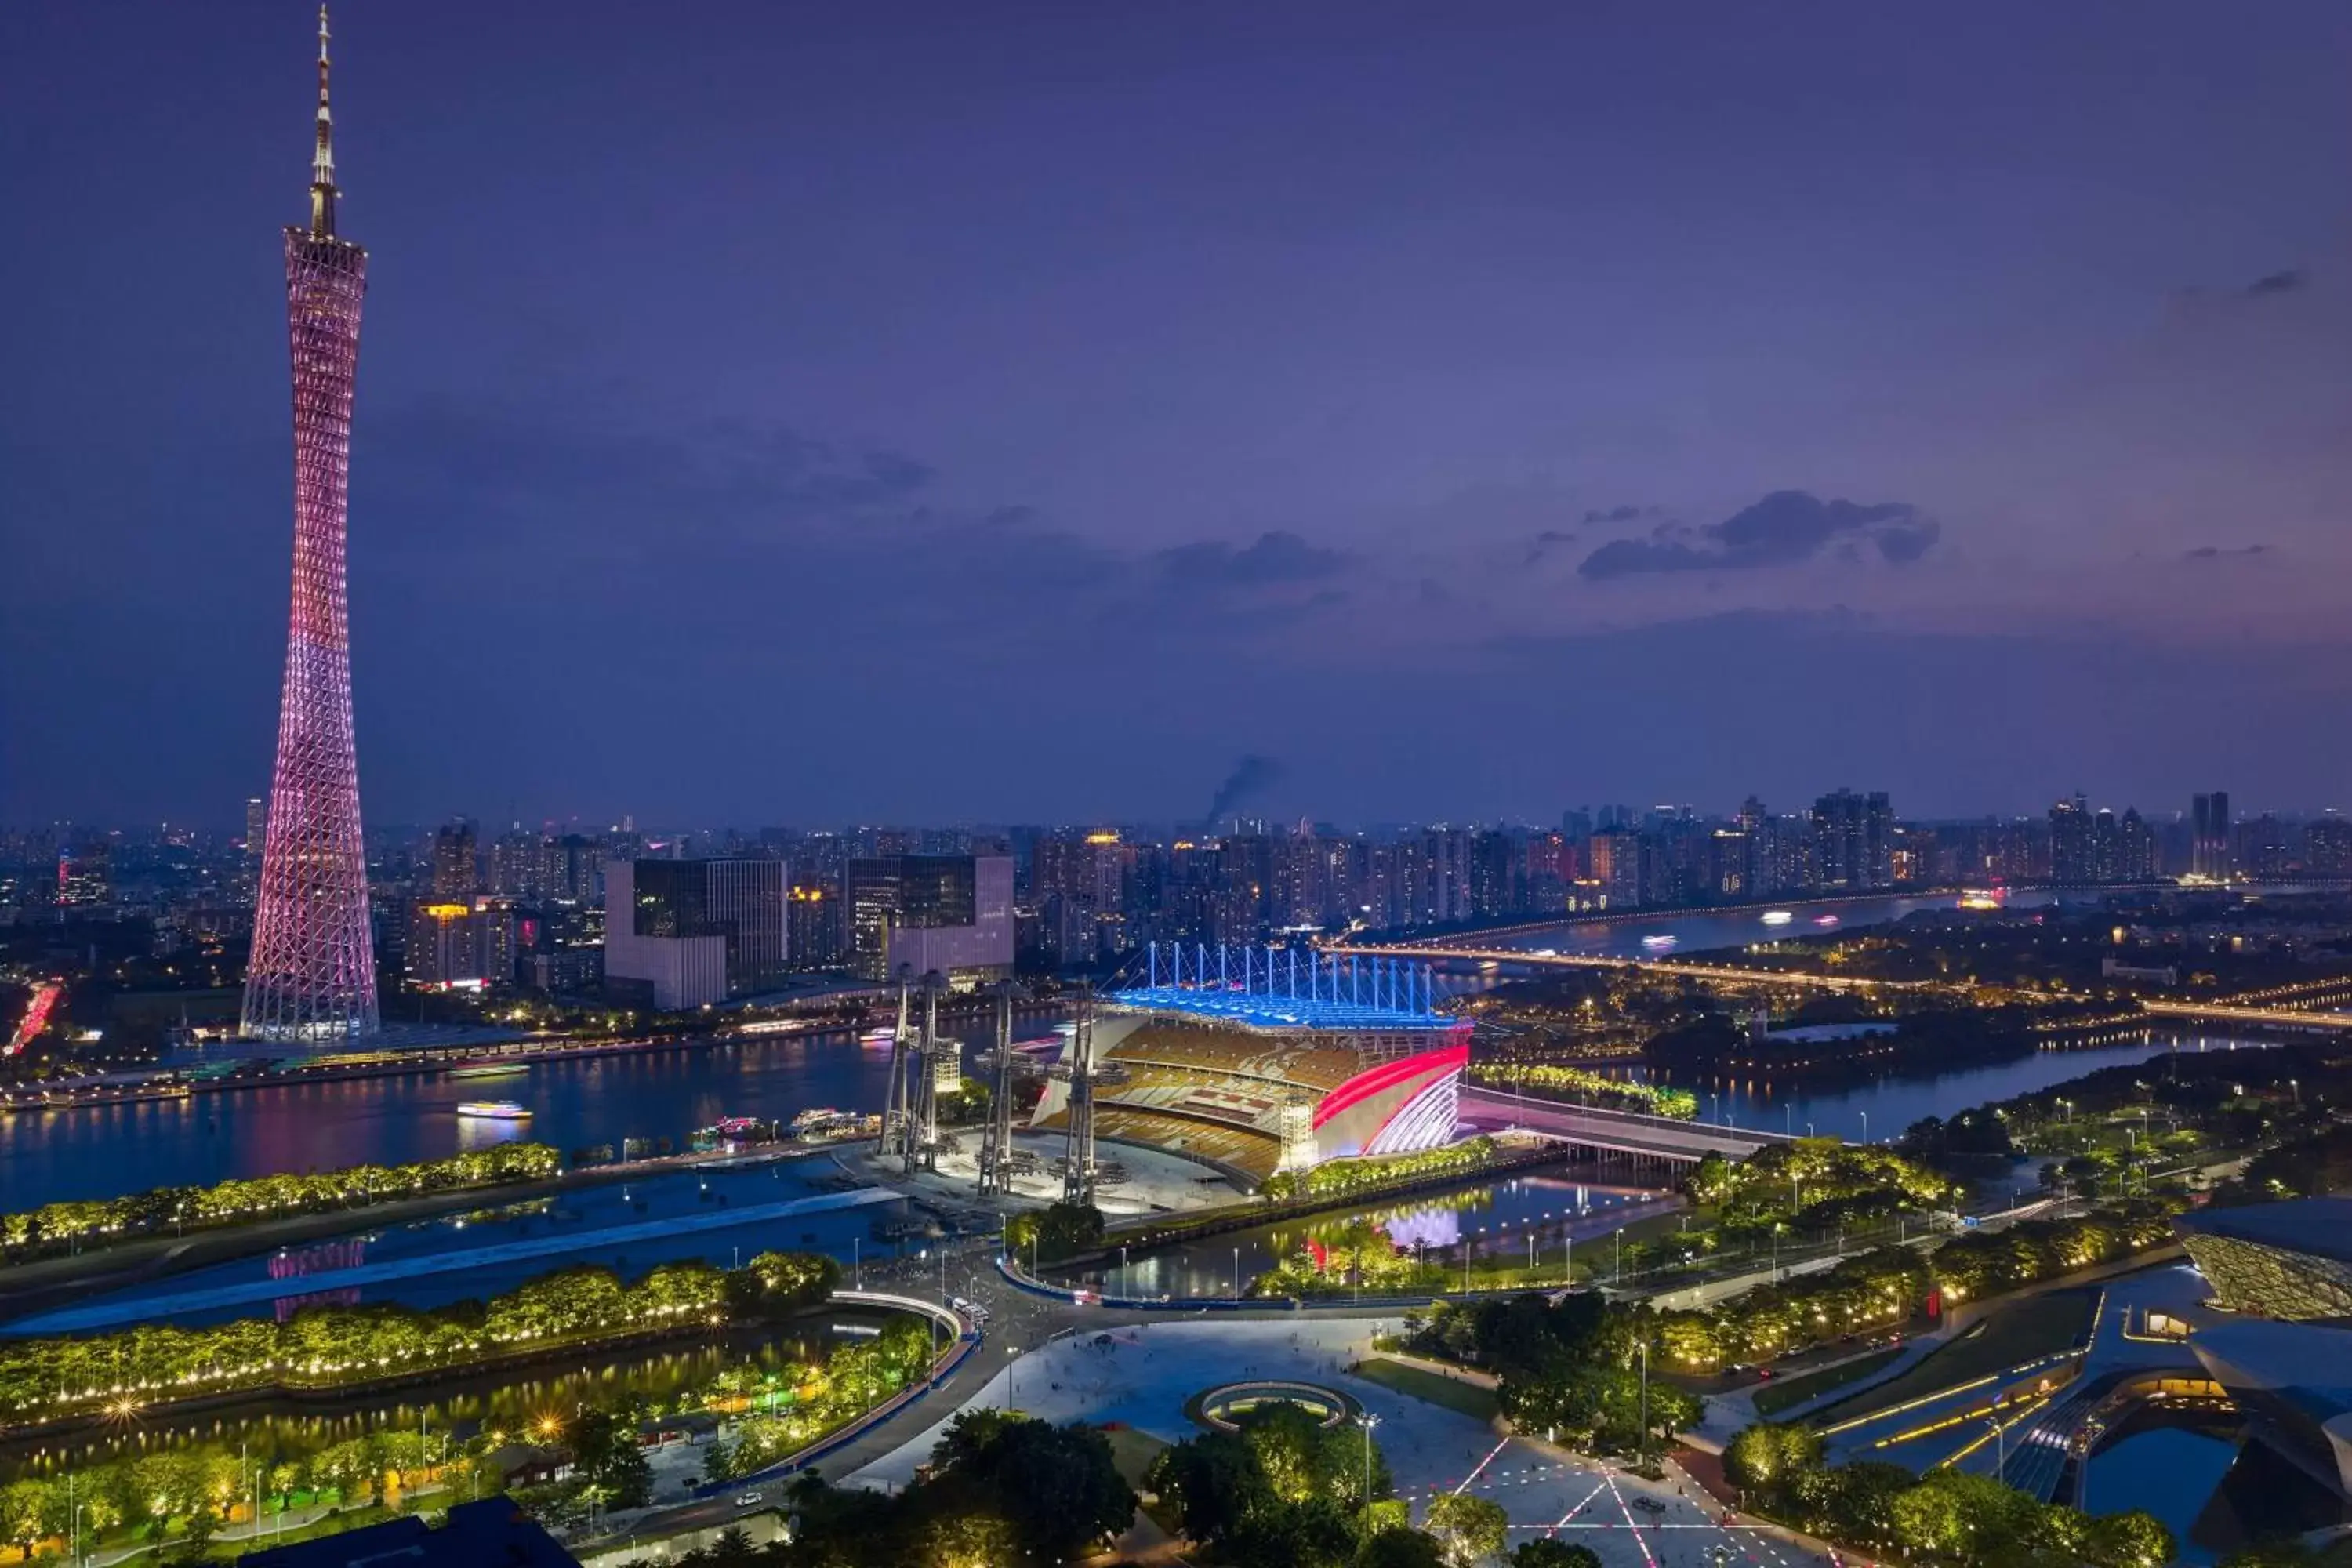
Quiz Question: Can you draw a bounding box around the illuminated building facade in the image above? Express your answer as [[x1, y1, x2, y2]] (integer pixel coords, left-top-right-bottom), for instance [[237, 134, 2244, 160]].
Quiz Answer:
[[1030, 943, 1470, 1184], [243, 10, 380, 1042]]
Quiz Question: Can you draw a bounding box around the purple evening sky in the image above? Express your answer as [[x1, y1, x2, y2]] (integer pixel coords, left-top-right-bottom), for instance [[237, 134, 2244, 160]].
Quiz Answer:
[[3, 2, 2350, 826]]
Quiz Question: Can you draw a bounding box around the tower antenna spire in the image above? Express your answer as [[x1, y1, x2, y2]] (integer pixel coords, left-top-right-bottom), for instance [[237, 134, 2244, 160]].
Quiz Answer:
[[309, 5, 339, 238]]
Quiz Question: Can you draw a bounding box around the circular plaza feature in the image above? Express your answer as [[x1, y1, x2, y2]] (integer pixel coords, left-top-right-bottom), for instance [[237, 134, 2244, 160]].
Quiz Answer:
[[1192, 1379, 1359, 1432]]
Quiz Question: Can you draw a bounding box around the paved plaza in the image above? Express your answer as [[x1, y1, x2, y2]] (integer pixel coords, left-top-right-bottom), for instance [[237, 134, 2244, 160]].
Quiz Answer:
[[848, 1317, 1835, 1568]]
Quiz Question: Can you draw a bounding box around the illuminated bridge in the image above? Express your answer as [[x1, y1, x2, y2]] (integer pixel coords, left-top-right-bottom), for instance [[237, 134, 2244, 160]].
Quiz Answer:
[[1457, 1084, 1791, 1165], [1321, 942, 1918, 993], [2140, 1000, 2352, 1032]]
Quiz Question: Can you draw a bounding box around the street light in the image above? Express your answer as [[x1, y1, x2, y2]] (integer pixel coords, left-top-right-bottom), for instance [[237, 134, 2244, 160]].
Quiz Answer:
[[1860, 1110, 1869, 1145], [1356, 1412, 1381, 1524]]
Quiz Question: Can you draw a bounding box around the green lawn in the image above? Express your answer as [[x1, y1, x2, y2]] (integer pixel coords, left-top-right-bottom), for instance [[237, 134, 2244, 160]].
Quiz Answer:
[[1807, 1290, 2093, 1424], [1102, 1427, 1172, 1490], [1751, 1347, 1904, 1417], [1352, 1357, 1501, 1421]]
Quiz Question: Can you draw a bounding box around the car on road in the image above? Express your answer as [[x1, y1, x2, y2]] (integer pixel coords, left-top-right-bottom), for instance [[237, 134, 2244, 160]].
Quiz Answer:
[[735, 1492, 764, 1508]]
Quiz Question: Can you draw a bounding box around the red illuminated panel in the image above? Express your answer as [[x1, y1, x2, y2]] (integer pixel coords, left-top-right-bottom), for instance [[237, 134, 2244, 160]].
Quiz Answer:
[[1312, 1039, 1470, 1131]]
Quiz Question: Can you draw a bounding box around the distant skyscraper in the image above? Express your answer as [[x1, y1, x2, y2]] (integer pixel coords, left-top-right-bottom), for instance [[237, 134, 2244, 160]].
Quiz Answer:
[[1811, 789, 1893, 890], [243, 10, 379, 1043], [2192, 791, 2232, 880], [2047, 793, 2092, 883], [430, 820, 478, 899]]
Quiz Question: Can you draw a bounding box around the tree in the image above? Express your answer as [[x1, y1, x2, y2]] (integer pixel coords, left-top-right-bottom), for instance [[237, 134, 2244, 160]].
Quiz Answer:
[[1359, 1526, 1449, 1568], [1424, 1494, 1508, 1568], [1508, 1541, 1601, 1568], [571, 1405, 654, 1510], [2088, 1508, 2176, 1568], [928, 1408, 1023, 1475], [1003, 1202, 1106, 1266], [1723, 1422, 1823, 1499], [1149, 1432, 1270, 1548], [944, 1417, 1134, 1563]]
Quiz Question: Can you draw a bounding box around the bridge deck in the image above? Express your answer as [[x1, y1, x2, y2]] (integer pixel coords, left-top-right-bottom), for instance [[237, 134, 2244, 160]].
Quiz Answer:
[[1457, 1085, 1788, 1162]]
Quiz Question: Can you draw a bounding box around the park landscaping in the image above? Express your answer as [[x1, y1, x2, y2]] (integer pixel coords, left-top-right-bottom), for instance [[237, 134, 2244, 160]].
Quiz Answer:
[[0, 1250, 835, 1428], [0, 1143, 563, 1260]]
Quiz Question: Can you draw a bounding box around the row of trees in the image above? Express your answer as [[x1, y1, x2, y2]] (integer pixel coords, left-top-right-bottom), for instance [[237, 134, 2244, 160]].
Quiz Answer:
[[1261, 1137, 1500, 1202], [0, 1250, 836, 1425], [1685, 1137, 1960, 1233], [703, 1317, 941, 1479], [1641, 1201, 2178, 1373], [0, 1142, 563, 1256], [1463, 1062, 1698, 1119], [0, 1427, 506, 1561], [1725, 1421, 2172, 1567]]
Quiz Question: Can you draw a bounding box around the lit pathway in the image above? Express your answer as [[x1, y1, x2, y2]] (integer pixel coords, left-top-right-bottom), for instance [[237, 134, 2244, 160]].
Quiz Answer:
[[6, 1189, 903, 1333]]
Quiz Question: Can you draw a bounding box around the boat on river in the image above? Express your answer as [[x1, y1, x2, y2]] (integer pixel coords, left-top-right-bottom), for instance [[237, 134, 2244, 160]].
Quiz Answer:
[[451, 1062, 526, 1080], [456, 1100, 532, 1120], [1759, 909, 1794, 926]]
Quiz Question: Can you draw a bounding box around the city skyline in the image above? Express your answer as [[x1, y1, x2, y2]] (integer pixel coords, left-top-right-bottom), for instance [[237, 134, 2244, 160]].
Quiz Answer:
[[5, 3, 2352, 826]]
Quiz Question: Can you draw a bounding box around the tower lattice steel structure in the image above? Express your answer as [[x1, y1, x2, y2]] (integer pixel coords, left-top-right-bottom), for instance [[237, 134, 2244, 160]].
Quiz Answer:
[[243, 7, 379, 1043]]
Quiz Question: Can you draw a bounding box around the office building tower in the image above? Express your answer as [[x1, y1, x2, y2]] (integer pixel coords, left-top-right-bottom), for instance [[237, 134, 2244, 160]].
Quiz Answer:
[[847, 854, 1014, 985], [602, 858, 788, 1009], [244, 11, 379, 1042], [2192, 792, 2232, 880]]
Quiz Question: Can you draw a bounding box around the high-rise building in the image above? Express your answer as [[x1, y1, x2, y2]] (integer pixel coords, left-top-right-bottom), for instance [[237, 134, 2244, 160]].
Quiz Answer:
[[2192, 791, 2232, 880], [2307, 814, 2352, 877], [2047, 794, 2092, 883], [243, 12, 379, 1043], [847, 854, 1014, 984], [1812, 789, 1893, 890], [602, 858, 788, 1009], [405, 895, 516, 991], [430, 820, 477, 900]]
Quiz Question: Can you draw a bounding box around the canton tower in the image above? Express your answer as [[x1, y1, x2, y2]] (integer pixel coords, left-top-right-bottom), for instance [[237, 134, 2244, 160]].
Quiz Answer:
[[243, 7, 379, 1042]]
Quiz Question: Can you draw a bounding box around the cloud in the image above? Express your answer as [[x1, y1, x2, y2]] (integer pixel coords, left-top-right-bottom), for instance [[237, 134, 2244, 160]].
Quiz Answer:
[[1581, 505, 1646, 524], [2243, 270, 2306, 299], [1577, 490, 1935, 580], [1153, 529, 1348, 586], [2183, 543, 2270, 561]]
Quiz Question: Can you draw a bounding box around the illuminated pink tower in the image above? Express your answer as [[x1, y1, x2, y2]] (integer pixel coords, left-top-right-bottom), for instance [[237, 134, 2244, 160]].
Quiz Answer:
[[243, 6, 379, 1042]]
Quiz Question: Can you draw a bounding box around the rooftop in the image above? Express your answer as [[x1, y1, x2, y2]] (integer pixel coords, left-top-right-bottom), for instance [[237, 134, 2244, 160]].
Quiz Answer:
[[2177, 1196, 2352, 1265], [1105, 985, 1464, 1033]]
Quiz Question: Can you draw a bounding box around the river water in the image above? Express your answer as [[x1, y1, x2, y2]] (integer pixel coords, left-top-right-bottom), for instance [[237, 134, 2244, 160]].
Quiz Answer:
[[0, 890, 2277, 1214]]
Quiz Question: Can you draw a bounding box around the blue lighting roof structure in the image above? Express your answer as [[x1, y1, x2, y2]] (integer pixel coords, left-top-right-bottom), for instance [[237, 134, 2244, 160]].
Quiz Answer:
[[1105, 985, 1458, 1033], [1108, 942, 1461, 1033]]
